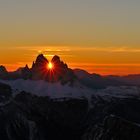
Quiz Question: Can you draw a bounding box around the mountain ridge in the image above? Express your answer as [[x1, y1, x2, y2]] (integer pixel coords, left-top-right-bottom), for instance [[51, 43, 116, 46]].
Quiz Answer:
[[0, 54, 76, 84], [1, 54, 140, 89]]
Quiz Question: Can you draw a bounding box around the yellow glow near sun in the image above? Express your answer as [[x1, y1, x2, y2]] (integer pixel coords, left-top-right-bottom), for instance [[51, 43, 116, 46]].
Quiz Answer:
[[48, 62, 53, 70]]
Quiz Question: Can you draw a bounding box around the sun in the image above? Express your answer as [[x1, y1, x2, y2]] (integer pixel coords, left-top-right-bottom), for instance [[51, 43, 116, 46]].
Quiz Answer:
[[47, 62, 54, 70]]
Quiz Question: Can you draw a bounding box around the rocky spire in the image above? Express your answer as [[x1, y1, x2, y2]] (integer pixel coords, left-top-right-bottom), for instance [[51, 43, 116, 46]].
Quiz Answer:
[[35, 54, 49, 64], [0, 65, 7, 74], [31, 54, 49, 80], [51, 55, 60, 64], [31, 54, 49, 70]]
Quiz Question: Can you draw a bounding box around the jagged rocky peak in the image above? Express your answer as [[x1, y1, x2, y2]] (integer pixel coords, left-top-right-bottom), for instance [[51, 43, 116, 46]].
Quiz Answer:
[[29, 54, 76, 83], [35, 54, 49, 64], [0, 54, 76, 83], [51, 55, 68, 69], [21, 65, 31, 79], [0, 65, 7, 74], [0, 65, 8, 79], [31, 54, 49, 71], [32, 54, 68, 70], [24, 64, 29, 70], [51, 55, 60, 63], [15, 64, 30, 74]]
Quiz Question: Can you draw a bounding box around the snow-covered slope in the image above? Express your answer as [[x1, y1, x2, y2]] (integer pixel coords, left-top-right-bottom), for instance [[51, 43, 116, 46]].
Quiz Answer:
[[1, 80, 140, 101], [0, 79, 93, 99]]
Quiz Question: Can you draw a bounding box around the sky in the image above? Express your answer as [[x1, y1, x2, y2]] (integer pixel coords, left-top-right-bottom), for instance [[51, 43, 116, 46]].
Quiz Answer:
[[0, 0, 140, 75]]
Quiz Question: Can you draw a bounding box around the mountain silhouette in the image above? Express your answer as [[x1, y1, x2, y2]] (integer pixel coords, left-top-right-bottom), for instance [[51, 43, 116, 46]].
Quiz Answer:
[[0, 54, 76, 84], [31, 54, 76, 83], [1, 54, 140, 88]]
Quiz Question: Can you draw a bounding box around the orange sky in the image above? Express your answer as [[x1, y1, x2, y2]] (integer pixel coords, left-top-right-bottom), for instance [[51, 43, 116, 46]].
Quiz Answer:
[[0, 46, 140, 75], [0, 1, 140, 75]]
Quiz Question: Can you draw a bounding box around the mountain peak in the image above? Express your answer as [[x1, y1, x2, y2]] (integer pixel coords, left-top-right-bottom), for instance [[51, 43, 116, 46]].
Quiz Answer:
[[35, 54, 49, 64], [31, 54, 49, 75], [0, 65, 7, 73], [51, 55, 60, 63], [0, 54, 76, 84], [30, 54, 76, 83]]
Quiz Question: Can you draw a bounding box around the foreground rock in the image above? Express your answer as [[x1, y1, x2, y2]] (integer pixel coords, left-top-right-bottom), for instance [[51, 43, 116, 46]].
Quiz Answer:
[[0, 91, 88, 140], [83, 115, 140, 140], [0, 82, 140, 140], [0, 82, 12, 103]]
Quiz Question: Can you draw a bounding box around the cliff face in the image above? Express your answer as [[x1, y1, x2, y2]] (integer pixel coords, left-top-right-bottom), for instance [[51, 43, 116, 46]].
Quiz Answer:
[[31, 54, 76, 83], [0, 87, 88, 140]]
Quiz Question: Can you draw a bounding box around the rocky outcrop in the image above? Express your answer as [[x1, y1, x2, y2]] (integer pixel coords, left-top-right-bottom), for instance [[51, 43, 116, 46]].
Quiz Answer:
[[0, 65, 8, 79], [31, 54, 76, 83], [0, 89, 88, 140], [0, 82, 12, 103], [82, 115, 140, 140], [14, 92, 88, 138], [50, 55, 76, 83], [21, 65, 31, 79], [31, 54, 49, 80], [0, 111, 40, 140], [0, 65, 7, 74]]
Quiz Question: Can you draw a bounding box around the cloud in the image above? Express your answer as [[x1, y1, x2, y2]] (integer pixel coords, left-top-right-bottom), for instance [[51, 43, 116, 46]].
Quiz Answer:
[[7, 45, 140, 53], [108, 47, 140, 53], [73, 46, 140, 53]]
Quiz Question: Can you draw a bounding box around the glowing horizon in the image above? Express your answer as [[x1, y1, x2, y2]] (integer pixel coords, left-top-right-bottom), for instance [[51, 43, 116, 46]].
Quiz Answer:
[[0, 0, 140, 75], [0, 45, 140, 76]]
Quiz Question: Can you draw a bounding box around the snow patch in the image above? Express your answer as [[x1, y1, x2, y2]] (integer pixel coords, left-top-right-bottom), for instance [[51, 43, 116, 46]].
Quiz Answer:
[[1, 80, 140, 108], [0, 79, 93, 99]]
